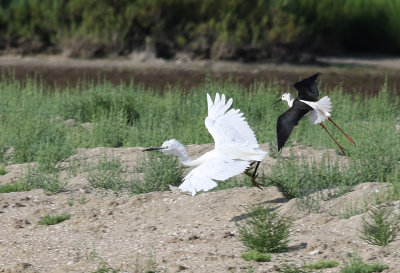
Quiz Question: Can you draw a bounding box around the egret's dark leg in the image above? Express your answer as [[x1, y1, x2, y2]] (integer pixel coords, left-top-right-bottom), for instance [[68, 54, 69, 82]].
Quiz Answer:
[[320, 123, 346, 155], [244, 161, 262, 190], [328, 117, 356, 146]]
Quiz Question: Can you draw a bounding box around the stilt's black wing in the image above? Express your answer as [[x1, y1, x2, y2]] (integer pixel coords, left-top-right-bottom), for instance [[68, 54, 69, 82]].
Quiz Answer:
[[294, 73, 320, 101], [277, 101, 310, 151]]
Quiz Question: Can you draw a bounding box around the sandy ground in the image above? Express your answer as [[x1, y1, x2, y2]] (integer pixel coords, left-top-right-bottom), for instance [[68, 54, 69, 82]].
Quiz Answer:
[[1, 144, 399, 273]]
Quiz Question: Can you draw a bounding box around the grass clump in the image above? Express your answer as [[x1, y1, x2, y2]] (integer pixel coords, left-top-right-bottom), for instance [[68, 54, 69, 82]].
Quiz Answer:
[[19, 166, 67, 194], [88, 156, 127, 194], [360, 206, 400, 246], [341, 255, 388, 273], [266, 156, 354, 200], [237, 205, 292, 253], [92, 264, 120, 273], [38, 214, 70, 225], [304, 259, 339, 269], [0, 165, 7, 175], [241, 250, 271, 262], [0, 181, 33, 193], [277, 263, 310, 273], [131, 153, 183, 194]]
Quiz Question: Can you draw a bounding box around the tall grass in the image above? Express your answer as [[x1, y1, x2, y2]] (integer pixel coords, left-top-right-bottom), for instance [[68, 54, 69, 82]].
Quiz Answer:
[[0, 76, 398, 198]]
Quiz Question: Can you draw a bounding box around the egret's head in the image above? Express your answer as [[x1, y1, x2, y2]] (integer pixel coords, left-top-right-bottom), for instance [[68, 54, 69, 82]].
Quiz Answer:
[[159, 139, 185, 154], [143, 139, 188, 158]]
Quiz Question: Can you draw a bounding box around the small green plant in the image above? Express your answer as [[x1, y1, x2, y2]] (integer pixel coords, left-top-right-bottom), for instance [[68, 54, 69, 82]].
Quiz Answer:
[[277, 263, 310, 273], [0, 181, 33, 193], [341, 255, 388, 273], [237, 205, 292, 253], [38, 214, 70, 225], [88, 156, 127, 194], [20, 167, 67, 194], [304, 259, 339, 269], [360, 206, 400, 246], [0, 165, 7, 175], [335, 202, 369, 219], [241, 250, 272, 262], [131, 153, 183, 194], [92, 263, 120, 273]]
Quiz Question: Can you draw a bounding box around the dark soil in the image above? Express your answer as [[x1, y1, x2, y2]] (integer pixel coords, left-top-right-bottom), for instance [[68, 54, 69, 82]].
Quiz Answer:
[[1, 56, 399, 95]]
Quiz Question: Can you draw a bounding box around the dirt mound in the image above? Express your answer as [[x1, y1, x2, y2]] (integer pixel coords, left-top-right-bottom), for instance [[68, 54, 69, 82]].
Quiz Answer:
[[1, 145, 399, 272]]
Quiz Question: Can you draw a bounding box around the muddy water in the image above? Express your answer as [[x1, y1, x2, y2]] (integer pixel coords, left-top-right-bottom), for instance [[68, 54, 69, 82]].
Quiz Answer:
[[1, 56, 399, 95]]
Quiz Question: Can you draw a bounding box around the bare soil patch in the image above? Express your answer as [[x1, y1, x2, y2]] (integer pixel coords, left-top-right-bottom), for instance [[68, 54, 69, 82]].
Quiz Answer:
[[1, 144, 399, 272], [1, 55, 400, 94]]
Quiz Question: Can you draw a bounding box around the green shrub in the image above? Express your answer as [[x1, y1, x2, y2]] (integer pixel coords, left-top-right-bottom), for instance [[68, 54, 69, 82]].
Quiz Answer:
[[88, 156, 127, 194], [305, 259, 339, 269], [360, 206, 400, 246], [0, 181, 33, 193], [237, 205, 292, 253], [277, 264, 310, 273], [38, 214, 70, 225], [341, 255, 388, 273], [131, 153, 183, 194], [20, 166, 67, 194], [241, 250, 271, 262]]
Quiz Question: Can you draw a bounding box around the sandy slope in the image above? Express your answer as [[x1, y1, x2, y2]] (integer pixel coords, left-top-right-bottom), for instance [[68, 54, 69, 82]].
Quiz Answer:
[[0, 144, 399, 273]]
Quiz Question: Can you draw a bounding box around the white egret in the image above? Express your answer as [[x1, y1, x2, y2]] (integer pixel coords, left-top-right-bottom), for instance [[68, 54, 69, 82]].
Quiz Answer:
[[144, 93, 267, 196], [273, 73, 355, 154]]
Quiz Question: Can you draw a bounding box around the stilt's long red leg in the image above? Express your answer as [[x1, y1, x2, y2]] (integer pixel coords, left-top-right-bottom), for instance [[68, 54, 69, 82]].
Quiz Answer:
[[320, 123, 347, 155], [328, 117, 356, 146]]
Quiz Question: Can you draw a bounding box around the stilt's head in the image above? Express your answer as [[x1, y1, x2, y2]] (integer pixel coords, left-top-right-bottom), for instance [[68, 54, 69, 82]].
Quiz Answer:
[[281, 93, 294, 107], [273, 93, 294, 107]]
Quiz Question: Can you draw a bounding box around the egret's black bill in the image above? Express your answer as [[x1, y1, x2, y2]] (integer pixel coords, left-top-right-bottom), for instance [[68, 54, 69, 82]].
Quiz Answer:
[[143, 147, 165, 152], [272, 99, 282, 105]]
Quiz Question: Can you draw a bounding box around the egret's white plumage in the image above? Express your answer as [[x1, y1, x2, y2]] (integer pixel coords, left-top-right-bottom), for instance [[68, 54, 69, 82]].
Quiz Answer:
[[146, 93, 267, 196], [281, 93, 332, 124]]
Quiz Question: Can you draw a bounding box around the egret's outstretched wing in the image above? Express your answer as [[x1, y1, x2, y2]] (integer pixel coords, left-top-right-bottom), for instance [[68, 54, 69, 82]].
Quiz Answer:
[[205, 93, 259, 149], [178, 157, 250, 196]]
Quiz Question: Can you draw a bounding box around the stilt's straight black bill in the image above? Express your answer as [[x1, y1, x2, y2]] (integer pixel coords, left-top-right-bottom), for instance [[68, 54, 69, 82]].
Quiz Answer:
[[272, 99, 282, 105], [143, 147, 165, 152]]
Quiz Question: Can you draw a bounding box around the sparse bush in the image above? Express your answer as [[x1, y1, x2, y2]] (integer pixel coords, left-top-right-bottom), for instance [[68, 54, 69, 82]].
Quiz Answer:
[[0, 165, 7, 175], [20, 166, 67, 194], [266, 156, 354, 200], [277, 263, 310, 273], [305, 259, 339, 269], [0, 181, 33, 193], [38, 214, 70, 225], [341, 254, 388, 273], [131, 153, 183, 194], [237, 205, 292, 253], [92, 264, 120, 273], [88, 156, 127, 194], [360, 206, 400, 246], [241, 250, 271, 262]]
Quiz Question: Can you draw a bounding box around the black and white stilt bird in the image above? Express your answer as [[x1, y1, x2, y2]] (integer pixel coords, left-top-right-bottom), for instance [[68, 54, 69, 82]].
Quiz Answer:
[[273, 73, 356, 154]]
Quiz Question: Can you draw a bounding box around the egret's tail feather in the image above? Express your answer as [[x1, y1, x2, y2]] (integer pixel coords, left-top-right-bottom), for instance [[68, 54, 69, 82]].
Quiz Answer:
[[178, 177, 218, 196]]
